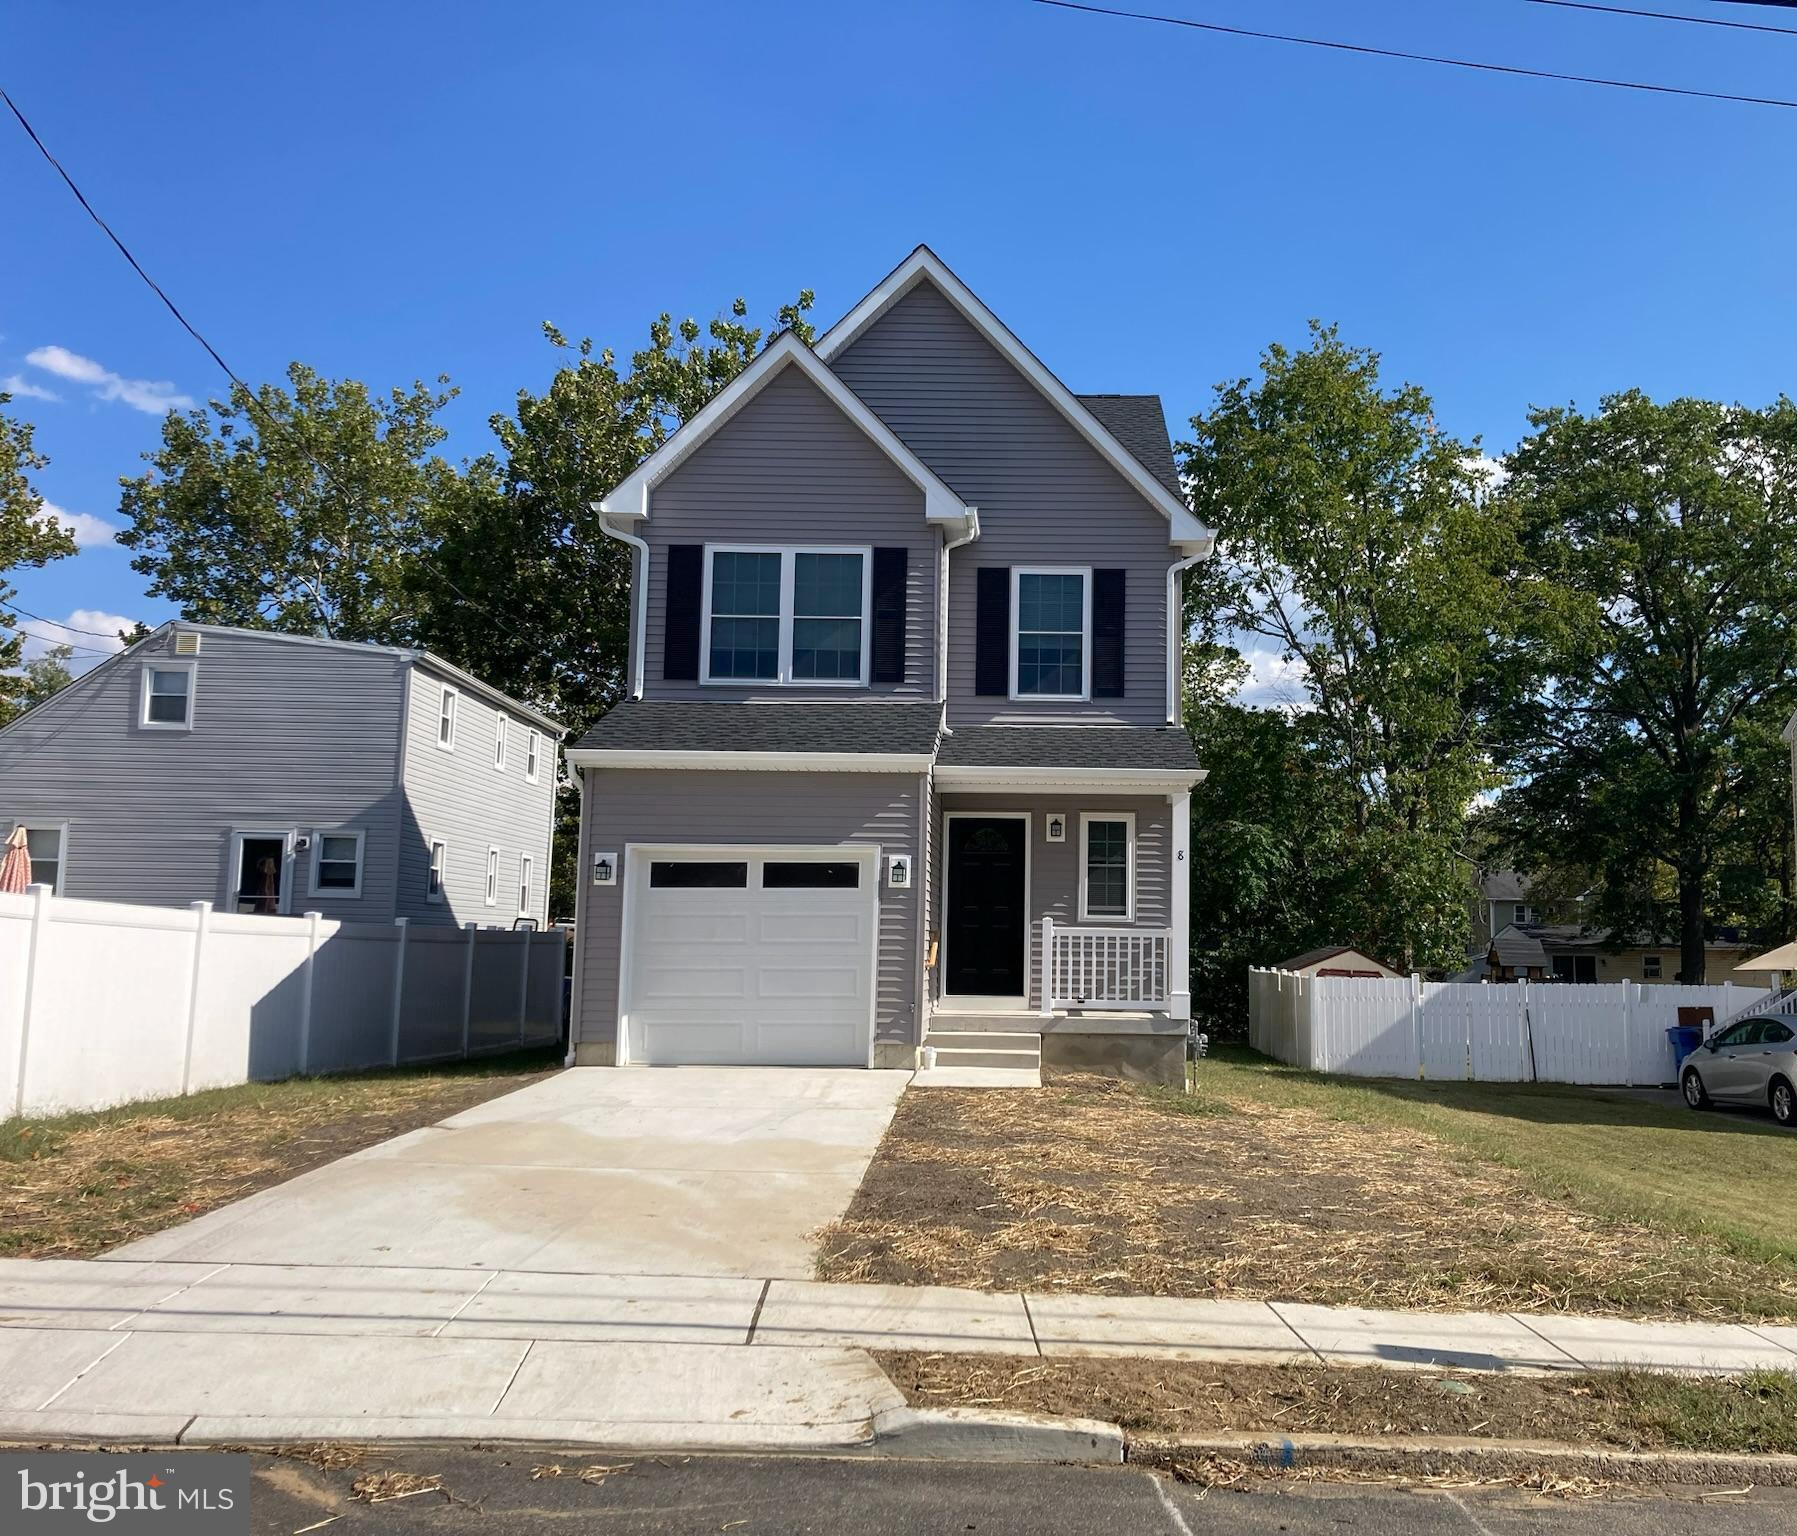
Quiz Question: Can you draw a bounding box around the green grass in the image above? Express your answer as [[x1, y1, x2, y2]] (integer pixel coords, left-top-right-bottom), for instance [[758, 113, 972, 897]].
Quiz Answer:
[[1192, 1046, 1797, 1271], [1615, 1368, 1797, 1454]]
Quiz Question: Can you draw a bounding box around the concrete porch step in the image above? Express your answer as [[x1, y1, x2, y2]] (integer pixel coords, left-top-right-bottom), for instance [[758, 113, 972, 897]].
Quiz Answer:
[[926, 1013, 1044, 1034], [923, 1042, 1042, 1071], [920, 1029, 1040, 1052]]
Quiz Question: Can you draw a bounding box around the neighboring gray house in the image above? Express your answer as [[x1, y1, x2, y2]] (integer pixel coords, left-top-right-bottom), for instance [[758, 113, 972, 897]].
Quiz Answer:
[[0, 622, 562, 929], [565, 247, 1213, 1083]]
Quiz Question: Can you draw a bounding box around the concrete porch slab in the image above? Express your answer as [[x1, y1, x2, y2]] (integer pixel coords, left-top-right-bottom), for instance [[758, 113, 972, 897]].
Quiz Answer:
[[1513, 1314, 1797, 1375], [753, 1281, 1036, 1354], [1025, 1295, 1316, 1364], [0, 1258, 223, 1331], [1270, 1303, 1581, 1373], [0, 1328, 127, 1410], [125, 1263, 488, 1337], [441, 1270, 762, 1344]]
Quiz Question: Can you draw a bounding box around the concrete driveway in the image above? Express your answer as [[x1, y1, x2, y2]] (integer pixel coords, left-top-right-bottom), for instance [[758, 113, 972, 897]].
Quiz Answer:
[[114, 1067, 910, 1278]]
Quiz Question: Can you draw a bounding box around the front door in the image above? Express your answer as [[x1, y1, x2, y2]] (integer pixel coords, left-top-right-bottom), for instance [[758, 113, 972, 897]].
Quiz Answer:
[[945, 816, 1028, 997]]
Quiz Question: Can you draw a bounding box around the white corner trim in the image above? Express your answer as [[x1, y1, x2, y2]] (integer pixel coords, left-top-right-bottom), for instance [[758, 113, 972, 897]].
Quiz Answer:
[[934, 764, 1204, 791], [598, 333, 975, 528], [598, 513, 650, 700], [815, 246, 1215, 545], [565, 748, 935, 773], [1165, 550, 1206, 726]]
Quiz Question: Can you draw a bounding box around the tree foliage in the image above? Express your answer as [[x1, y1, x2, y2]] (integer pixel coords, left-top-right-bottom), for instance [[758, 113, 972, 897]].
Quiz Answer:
[[0, 395, 78, 724], [19, 644, 76, 709]]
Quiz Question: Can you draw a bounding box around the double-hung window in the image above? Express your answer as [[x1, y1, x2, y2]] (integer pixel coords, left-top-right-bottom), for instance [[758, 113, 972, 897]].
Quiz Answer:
[[437, 686, 458, 751], [485, 846, 500, 906], [140, 661, 196, 729], [702, 546, 870, 686], [427, 840, 447, 902], [518, 854, 534, 917], [1012, 568, 1090, 700], [12, 824, 66, 894], [312, 831, 365, 898], [525, 729, 540, 783], [1079, 812, 1135, 922], [493, 716, 507, 771]]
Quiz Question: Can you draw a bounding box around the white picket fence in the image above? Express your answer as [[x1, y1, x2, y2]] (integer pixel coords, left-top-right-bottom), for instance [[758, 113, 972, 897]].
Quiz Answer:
[[0, 885, 566, 1119], [1248, 968, 1769, 1086]]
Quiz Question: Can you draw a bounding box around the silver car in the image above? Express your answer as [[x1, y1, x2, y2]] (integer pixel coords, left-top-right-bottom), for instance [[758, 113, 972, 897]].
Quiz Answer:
[[1681, 1012, 1797, 1127]]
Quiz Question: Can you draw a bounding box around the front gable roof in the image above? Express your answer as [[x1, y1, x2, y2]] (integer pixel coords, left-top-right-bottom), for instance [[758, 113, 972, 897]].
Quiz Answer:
[[597, 332, 976, 530], [816, 247, 1214, 552]]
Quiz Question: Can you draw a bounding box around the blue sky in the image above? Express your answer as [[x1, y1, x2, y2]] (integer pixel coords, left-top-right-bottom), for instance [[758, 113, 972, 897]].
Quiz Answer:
[[6, 0, 1795, 697]]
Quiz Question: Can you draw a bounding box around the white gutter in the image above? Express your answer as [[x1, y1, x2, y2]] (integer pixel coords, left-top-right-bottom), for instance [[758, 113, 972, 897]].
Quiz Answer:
[[938, 510, 980, 702], [596, 508, 649, 701], [566, 748, 936, 773], [1164, 540, 1212, 726]]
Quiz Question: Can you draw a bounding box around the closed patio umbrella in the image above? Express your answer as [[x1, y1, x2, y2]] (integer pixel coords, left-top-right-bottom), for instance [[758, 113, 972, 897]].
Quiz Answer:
[[0, 827, 30, 894]]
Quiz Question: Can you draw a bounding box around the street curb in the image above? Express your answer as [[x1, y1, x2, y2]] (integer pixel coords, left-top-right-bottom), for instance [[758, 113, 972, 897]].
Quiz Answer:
[[1131, 1431, 1797, 1488], [866, 1407, 1123, 1463]]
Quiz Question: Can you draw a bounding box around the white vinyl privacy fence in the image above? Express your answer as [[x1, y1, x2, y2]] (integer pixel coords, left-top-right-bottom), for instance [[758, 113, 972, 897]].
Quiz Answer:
[[1248, 968, 1769, 1086], [1, 886, 565, 1118]]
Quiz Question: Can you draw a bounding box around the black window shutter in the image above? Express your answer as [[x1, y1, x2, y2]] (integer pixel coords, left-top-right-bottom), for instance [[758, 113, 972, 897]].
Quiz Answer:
[[1093, 568, 1126, 698], [975, 566, 1011, 696], [663, 544, 703, 681], [871, 547, 907, 684]]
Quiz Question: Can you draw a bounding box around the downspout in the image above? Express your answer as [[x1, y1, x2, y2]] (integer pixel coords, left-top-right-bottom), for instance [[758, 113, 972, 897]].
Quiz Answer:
[[1164, 546, 1207, 727], [938, 509, 980, 703], [595, 509, 649, 701]]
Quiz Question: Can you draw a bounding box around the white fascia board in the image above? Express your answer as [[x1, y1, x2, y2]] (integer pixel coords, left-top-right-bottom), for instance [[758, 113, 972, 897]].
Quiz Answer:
[[934, 764, 1206, 791], [566, 748, 935, 773], [597, 333, 974, 529], [816, 247, 1216, 549]]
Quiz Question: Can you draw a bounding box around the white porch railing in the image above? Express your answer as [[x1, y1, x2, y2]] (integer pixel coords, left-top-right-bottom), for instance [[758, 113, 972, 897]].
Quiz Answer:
[[1040, 917, 1171, 1014]]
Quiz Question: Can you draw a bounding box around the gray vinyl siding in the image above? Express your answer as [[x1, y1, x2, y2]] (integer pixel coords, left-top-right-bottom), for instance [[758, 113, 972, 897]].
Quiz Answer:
[[641, 362, 938, 700], [0, 628, 406, 920], [573, 768, 923, 1052], [934, 793, 1171, 1009], [830, 278, 1176, 727], [395, 664, 557, 929]]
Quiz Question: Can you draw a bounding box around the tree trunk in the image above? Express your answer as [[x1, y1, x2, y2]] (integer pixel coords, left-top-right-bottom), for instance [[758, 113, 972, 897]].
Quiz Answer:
[[1678, 787, 1706, 983]]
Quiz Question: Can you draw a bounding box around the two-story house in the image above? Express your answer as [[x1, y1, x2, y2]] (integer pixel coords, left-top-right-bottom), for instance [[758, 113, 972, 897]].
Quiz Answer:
[[0, 622, 562, 928], [565, 248, 1212, 1083]]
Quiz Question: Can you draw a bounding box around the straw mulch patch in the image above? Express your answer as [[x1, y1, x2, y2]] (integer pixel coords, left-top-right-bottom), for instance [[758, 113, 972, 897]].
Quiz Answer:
[[0, 1049, 560, 1258], [817, 1076, 1797, 1320]]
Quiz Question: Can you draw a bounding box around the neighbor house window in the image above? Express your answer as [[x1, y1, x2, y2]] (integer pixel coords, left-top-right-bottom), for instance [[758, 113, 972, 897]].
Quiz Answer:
[[525, 729, 540, 783], [702, 546, 869, 686], [485, 846, 500, 906], [1642, 954, 1662, 979], [12, 824, 66, 894], [518, 854, 534, 916], [437, 686, 458, 751], [140, 661, 196, 729], [311, 831, 365, 897], [493, 716, 506, 771], [1079, 813, 1135, 922], [427, 840, 447, 902], [1012, 568, 1090, 699], [1514, 903, 1537, 925]]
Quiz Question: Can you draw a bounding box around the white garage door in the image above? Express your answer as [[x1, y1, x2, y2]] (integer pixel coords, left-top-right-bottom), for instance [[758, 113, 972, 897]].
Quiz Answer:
[[623, 848, 876, 1066]]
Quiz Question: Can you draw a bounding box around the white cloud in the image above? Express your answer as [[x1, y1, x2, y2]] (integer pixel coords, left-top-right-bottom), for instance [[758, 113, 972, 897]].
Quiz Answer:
[[42, 500, 119, 549], [24, 345, 192, 415], [1, 373, 60, 403], [16, 608, 137, 671], [1464, 453, 1509, 496], [1234, 641, 1313, 713]]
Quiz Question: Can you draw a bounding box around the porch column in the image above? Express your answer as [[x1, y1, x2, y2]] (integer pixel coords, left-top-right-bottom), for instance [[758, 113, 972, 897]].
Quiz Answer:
[[1168, 788, 1192, 1020]]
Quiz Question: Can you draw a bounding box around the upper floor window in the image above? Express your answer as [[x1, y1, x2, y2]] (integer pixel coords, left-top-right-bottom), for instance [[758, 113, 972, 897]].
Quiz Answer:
[[437, 686, 458, 751], [1012, 568, 1090, 700], [702, 546, 870, 687], [1513, 903, 1537, 925], [141, 661, 196, 730], [493, 716, 507, 771], [526, 729, 541, 783]]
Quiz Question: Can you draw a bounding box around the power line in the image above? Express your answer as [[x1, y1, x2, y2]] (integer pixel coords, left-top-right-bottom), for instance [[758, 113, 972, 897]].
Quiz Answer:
[[1025, 0, 1797, 108], [1527, 0, 1797, 34], [0, 86, 532, 646], [0, 600, 135, 640]]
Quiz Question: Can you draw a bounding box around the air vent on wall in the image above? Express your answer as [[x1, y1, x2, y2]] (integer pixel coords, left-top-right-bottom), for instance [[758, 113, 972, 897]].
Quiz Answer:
[[173, 632, 202, 655]]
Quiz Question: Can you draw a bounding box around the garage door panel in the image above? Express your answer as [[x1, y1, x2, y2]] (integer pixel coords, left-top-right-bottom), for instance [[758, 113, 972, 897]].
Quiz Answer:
[[753, 1021, 862, 1063], [756, 911, 863, 944], [655, 911, 753, 945], [636, 963, 749, 1002], [755, 964, 865, 1003]]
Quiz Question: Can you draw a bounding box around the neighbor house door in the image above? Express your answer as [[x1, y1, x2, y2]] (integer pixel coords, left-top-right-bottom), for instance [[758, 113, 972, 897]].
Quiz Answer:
[[944, 815, 1028, 999], [229, 831, 291, 915]]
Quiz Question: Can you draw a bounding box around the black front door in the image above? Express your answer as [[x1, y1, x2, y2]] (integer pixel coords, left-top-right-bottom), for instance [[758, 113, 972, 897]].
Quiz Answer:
[[945, 817, 1027, 996]]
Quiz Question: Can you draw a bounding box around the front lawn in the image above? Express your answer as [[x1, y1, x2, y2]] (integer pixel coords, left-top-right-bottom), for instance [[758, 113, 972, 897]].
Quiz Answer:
[[816, 1048, 1797, 1319], [0, 1049, 561, 1258]]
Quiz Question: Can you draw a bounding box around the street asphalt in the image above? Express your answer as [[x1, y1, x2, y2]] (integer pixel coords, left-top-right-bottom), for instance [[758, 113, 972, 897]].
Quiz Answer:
[[237, 1446, 1797, 1536]]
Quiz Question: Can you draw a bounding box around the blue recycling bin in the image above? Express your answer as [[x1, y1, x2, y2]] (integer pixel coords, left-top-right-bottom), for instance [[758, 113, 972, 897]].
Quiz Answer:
[[1666, 1024, 1702, 1068]]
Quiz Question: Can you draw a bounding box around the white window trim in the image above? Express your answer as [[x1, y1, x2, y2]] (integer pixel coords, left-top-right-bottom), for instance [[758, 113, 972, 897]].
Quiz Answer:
[[699, 544, 874, 689], [485, 845, 500, 907], [427, 838, 448, 903], [494, 715, 507, 772], [436, 685, 458, 752], [518, 853, 534, 918], [1078, 811, 1136, 923], [309, 828, 366, 900], [139, 659, 198, 732], [525, 728, 540, 783], [1010, 566, 1092, 703], [11, 820, 69, 896]]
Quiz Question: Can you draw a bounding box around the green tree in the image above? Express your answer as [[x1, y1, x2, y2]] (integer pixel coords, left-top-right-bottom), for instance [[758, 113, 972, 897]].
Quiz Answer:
[[1495, 391, 1797, 978], [19, 644, 76, 709], [1180, 323, 1524, 976], [0, 394, 78, 724], [118, 365, 466, 645]]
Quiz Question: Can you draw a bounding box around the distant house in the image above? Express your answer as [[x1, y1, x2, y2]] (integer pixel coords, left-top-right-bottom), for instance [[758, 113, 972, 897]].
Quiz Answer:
[[1468, 869, 1585, 954], [1475, 921, 1766, 986], [0, 622, 562, 928], [1275, 946, 1401, 979]]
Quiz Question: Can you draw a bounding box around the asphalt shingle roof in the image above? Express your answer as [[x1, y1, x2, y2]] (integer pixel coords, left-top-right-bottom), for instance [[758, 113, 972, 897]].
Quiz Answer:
[[1077, 394, 1184, 502], [571, 700, 944, 757], [936, 726, 1201, 773]]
